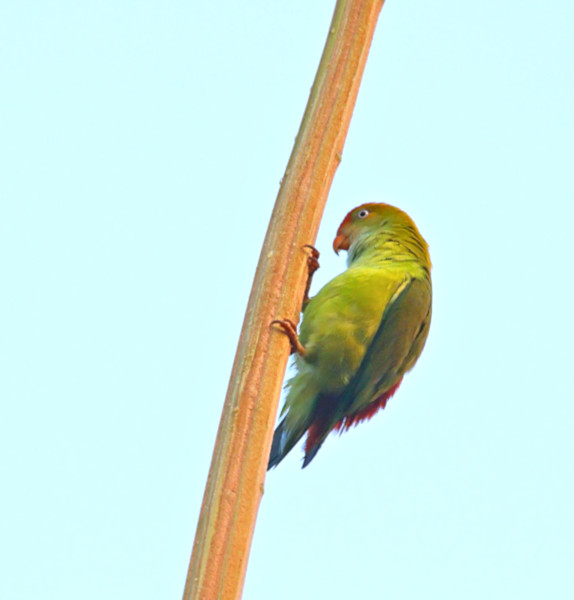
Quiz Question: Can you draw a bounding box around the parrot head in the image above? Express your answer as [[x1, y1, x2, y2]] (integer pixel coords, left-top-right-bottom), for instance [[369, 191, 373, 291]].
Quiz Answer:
[[333, 203, 429, 268], [333, 203, 411, 254]]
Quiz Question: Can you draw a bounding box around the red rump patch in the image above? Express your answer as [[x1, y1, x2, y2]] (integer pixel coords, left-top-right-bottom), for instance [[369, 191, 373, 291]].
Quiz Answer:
[[304, 395, 333, 454], [304, 377, 404, 456], [333, 378, 403, 432], [304, 421, 322, 455]]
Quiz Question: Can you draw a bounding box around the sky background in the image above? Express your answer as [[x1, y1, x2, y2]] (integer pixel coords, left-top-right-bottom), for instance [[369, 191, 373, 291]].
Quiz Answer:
[[2, 1, 573, 599]]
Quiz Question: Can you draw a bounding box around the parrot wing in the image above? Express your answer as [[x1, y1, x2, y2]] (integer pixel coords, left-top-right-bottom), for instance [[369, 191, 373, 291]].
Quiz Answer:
[[341, 275, 431, 416], [268, 269, 399, 470], [301, 275, 431, 467]]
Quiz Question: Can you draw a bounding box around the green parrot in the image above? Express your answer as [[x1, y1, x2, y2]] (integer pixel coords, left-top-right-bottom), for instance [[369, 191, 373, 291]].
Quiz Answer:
[[268, 202, 432, 469]]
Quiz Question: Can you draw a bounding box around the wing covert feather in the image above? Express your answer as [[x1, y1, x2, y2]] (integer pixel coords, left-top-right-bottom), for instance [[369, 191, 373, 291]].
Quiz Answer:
[[339, 276, 432, 417]]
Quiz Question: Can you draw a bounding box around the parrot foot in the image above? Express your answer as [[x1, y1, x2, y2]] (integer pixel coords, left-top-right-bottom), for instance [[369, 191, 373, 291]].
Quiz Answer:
[[302, 244, 320, 307], [303, 244, 320, 273], [271, 319, 307, 356]]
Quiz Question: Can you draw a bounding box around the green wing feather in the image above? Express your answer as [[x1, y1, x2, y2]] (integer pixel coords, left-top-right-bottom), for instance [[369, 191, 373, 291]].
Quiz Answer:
[[269, 267, 412, 468], [300, 275, 431, 467], [287, 267, 406, 422], [339, 275, 432, 417]]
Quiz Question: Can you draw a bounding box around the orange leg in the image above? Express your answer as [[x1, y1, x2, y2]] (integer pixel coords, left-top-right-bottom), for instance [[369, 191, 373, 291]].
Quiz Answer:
[[270, 319, 306, 356], [302, 244, 320, 308]]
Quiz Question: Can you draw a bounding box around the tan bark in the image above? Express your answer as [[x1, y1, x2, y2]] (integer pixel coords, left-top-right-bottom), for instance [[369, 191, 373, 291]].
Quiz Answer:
[[183, 1, 385, 598]]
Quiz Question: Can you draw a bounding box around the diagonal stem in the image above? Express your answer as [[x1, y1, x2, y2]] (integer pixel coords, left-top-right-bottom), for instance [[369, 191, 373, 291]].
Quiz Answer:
[[183, 1, 385, 598]]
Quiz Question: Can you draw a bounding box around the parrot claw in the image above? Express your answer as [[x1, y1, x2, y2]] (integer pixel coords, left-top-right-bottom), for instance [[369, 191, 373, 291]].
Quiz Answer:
[[302, 244, 320, 275], [302, 243, 320, 261], [271, 319, 307, 356], [302, 245, 320, 308]]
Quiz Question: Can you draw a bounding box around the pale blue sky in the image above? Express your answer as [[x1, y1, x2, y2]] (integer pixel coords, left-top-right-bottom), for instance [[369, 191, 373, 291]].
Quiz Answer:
[[2, 1, 573, 599]]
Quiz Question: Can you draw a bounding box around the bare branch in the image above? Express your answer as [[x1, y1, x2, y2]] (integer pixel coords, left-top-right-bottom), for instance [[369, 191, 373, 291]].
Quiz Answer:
[[183, 1, 386, 598]]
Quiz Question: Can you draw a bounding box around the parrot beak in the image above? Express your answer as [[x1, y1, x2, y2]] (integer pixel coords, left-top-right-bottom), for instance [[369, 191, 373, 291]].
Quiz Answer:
[[333, 232, 350, 255]]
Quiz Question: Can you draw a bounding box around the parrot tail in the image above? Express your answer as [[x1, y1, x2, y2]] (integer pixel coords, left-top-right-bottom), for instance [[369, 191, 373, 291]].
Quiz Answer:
[[302, 420, 329, 468], [302, 381, 404, 467], [301, 396, 334, 468], [269, 393, 338, 469], [268, 418, 306, 470], [302, 437, 323, 468]]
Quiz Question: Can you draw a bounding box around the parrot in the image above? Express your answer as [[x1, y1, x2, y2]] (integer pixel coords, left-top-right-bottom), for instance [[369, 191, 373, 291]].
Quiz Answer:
[[268, 202, 432, 469]]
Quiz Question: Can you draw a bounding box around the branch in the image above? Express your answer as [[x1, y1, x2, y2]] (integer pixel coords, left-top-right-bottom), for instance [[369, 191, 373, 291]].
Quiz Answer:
[[183, 1, 385, 598]]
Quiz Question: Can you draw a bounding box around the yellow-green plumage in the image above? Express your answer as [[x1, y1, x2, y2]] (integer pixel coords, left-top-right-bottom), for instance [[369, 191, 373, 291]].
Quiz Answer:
[[268, 203, 432, 469]]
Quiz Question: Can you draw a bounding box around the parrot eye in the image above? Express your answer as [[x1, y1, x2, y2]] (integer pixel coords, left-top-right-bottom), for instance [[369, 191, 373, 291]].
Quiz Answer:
[[357, 209, 370, 219]]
